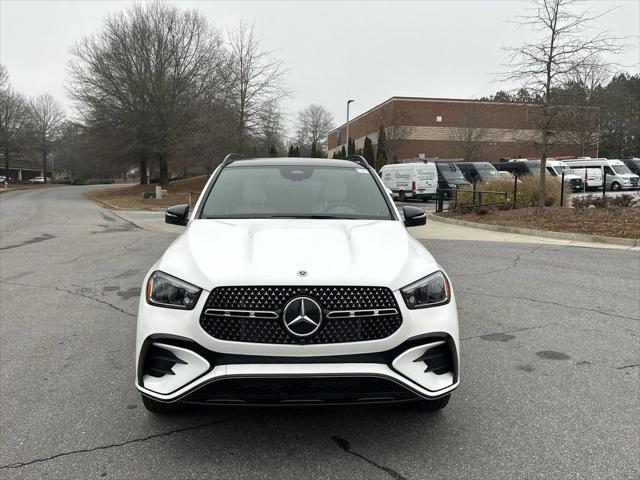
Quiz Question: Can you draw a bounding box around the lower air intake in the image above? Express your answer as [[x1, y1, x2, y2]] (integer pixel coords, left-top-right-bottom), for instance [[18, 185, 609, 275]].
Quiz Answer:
[[183, 376, 417, 405]]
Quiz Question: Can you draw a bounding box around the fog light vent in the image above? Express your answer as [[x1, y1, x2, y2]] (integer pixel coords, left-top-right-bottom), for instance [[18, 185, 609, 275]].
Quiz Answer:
[[144, 344, 187, 377], [413, 343, 453, 375]]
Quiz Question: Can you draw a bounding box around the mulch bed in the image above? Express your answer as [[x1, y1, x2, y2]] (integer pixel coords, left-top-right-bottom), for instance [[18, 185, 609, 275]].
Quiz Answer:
[[89, 176, 207, 209], [443, 207, 640, 239]]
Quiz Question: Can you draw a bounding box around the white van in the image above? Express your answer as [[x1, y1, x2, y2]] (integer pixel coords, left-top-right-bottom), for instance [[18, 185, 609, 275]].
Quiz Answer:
[[379, 162, 438, 201], [544, 160, 585, 192], [565, 158, 639, 191]]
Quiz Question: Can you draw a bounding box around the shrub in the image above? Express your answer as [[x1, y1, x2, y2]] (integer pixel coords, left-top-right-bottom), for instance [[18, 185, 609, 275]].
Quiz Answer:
[[571, 193, 639, 209], [453, 175, 566, 210]]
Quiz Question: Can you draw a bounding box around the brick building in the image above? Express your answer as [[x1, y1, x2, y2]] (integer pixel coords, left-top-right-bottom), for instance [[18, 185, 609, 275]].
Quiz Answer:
[[327, 96, 598, 162]]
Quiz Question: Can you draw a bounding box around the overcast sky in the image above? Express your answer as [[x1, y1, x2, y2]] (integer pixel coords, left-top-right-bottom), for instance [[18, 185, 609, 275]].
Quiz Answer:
[[1, 0, 638, 133]]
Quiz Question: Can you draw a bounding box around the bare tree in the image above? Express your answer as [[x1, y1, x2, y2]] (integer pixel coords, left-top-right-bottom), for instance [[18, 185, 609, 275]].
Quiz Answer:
[[68, 3, 228, 186], [29, 94, 65, 182], [447, 103, 514, 161], [0, 86, 30, 178], [296, 104, 334, 156], [447, 104, 491, 161], [501, 0, 626, 206], [383, 124, 411, 163], [0, 65, 8, 92], [257, 99, 286, 155], [227, 21, 288, 151]]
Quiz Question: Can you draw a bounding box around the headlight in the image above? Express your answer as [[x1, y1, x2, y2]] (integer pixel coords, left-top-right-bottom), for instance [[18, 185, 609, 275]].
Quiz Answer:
[[401, 271, 451, 309], [146, 271, 202, 310]]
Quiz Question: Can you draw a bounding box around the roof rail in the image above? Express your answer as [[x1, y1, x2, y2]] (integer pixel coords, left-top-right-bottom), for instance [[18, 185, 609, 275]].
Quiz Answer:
[[344, 155, 375, 171], [221, 153, 244, 167]]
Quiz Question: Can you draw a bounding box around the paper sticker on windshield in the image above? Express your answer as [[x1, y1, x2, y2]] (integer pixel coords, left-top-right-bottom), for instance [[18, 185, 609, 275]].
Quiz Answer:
[[356, 168, 368, 173]]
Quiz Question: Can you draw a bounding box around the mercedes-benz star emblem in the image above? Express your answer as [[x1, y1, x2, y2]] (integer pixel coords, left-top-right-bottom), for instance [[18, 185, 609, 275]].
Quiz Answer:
[[282, 297, 322, 338]]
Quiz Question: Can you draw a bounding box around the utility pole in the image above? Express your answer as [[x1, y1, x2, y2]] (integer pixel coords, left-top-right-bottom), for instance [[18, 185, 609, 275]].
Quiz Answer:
[[345, 99, 355, 155]]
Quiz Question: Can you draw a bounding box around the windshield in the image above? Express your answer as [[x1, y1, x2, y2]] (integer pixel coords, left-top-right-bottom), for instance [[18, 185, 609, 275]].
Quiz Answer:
[[475, 163, 499, 180], [201, 165, 393, 220], [438, 164, 466, 180], [612, 165, 633, 175]]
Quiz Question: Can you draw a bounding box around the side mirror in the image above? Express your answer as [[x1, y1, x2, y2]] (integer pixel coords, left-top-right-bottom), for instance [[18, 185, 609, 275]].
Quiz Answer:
[[403, 205, 427, 227], [165, 204, 189, 226]]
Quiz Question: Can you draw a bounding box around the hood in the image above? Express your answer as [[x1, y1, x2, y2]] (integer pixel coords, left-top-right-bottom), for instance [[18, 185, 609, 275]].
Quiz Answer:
[[447, 179, 471, 186], [156, 219, 439, 292]]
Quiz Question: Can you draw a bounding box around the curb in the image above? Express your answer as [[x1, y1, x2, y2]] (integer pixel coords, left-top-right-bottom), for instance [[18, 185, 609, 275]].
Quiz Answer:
[[85, 191, 165, 211], [429, 213, 640, 247]]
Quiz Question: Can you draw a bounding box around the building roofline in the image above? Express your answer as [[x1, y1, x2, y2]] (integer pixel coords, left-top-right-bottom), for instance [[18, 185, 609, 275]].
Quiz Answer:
[[327, 95, 553, 136]]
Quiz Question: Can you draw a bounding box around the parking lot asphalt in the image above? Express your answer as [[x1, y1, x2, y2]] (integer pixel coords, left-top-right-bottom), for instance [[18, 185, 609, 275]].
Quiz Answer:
[[1, 186, 639, 479]]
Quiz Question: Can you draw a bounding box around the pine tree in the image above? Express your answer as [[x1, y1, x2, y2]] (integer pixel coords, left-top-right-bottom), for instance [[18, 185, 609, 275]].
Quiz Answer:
[[375, 125, 388, 170], [363, 136, 374, 166], [347, 138, 355, 156], [340, 145, 346, 158], [269, 145, 278, 157], [310, 142, 318, 158], [293, 145, 300, 157], [288, 145, 294, 157]]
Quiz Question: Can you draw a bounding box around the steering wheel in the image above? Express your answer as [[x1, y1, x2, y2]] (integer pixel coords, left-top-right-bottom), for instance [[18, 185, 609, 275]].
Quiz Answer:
[[323, 201, 359, 214]]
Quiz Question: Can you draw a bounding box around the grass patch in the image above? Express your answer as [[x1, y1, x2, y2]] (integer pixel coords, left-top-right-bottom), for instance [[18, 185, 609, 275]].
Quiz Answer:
[[89, 176, 207, 209], [443, 207, 640, 239]]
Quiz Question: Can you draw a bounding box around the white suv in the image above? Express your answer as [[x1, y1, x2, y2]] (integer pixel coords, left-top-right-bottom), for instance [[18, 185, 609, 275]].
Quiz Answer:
[[135, 156, 460, 413]]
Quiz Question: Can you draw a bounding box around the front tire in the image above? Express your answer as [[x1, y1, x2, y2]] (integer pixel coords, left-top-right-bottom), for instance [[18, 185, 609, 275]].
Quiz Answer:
[[611, 182, 621, 191], [399, 191, 406, 202], [408, 394, 450, 412], [141, 394, 182, 414]]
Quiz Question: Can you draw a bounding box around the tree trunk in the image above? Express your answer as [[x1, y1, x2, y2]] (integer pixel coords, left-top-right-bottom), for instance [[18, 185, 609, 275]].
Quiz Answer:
[[42, 150, 47, 183], [139, 152, 148, 185], [538, 129, 548, 207], [158, 152, 169, 188]]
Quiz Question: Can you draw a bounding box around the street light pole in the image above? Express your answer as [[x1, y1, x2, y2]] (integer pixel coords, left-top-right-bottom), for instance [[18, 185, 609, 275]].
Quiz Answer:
[[345, 99, 355, 155]]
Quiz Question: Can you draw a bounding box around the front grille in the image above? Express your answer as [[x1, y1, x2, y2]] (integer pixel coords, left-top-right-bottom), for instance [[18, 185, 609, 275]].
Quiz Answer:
[[631, 177, 639, 186], [200, 286, 402, 344]]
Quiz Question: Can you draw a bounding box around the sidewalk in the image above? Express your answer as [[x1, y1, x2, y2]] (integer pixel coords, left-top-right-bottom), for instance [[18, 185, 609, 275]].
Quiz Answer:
[[411, 214, 639, 250]]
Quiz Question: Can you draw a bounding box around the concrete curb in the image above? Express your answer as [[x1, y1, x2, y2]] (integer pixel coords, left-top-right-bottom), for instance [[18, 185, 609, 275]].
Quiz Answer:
[[429, 213, 640, 247], [85, 191, 165, 211]]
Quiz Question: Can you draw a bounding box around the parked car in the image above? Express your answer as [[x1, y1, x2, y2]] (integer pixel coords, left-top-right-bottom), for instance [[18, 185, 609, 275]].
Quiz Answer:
[[565, 158, 639, 191], [495, 159, 584, 192], [455, 162, 501, 183], [27, 176, 45, 184], [621, 158, 640, 177], [434, 162, 471, 197], [544, 159, 585, 192], [379, 162, 438, 201]]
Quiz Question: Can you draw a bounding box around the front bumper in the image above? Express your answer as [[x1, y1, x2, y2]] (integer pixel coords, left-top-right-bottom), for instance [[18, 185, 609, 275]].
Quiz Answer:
[[135, 289, 460, 405]]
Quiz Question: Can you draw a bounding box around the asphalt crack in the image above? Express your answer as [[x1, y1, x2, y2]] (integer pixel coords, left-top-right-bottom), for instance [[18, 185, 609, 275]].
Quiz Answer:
[[0, 280, 136, 317], [616, 364, 640, 370], [458, 288, 639, 322], [56, 286, 136, 317], [0, 410, 255, 470], [331, 436, 408, 480], [454, 244, 544, 278]]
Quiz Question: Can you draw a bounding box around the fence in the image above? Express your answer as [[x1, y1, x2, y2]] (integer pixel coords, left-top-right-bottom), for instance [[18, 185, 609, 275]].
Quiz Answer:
[[435, 182, 509, 212]]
